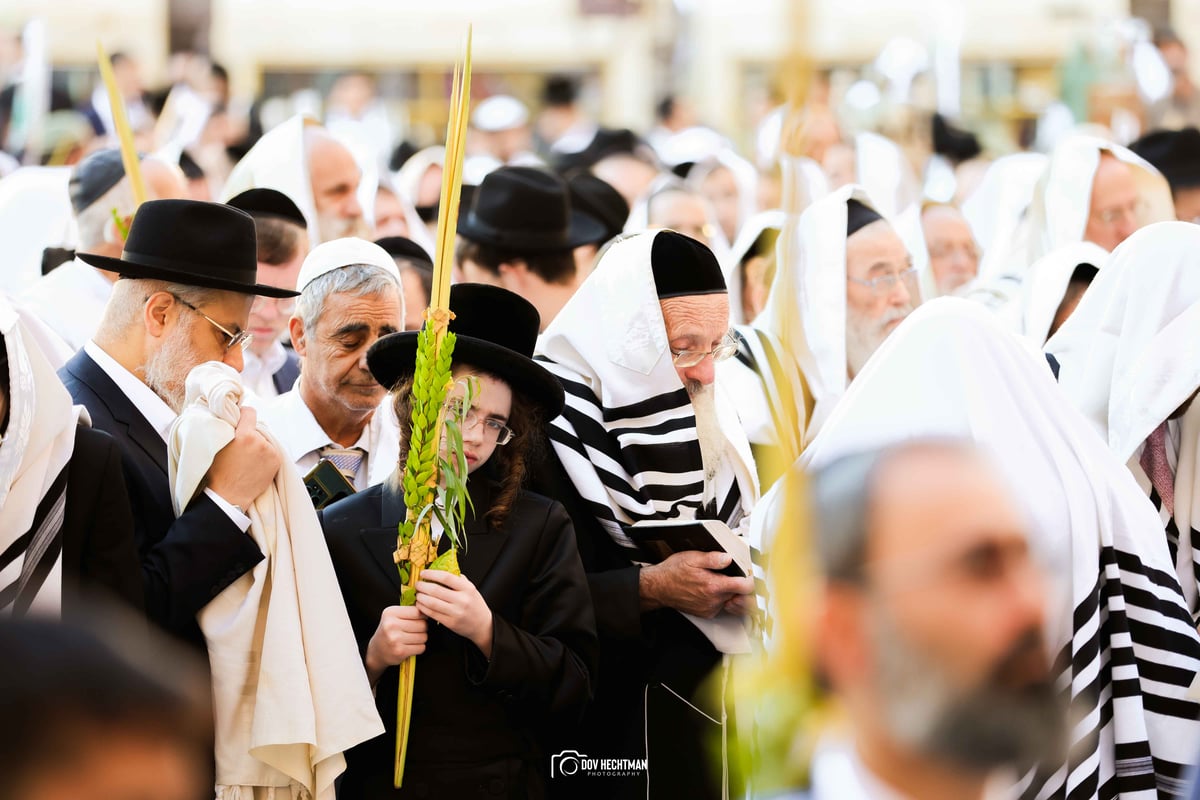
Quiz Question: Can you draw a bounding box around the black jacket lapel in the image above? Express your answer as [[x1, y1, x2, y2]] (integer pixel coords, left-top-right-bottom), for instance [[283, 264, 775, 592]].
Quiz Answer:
[[66, 351, 170, 475]]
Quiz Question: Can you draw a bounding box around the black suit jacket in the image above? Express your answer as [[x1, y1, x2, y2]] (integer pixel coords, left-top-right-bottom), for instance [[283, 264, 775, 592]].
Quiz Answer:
[[319, 478, 597, 799], [59, 349, 263, 646], [271, 348, 301, 395], [60, 425, 144, 615]]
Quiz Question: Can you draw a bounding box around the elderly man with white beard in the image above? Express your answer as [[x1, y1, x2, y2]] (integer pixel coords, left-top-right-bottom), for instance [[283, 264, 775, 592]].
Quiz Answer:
[[58, 199, 293, 649], [535, 230, 759, 800], [726, 187, 918, 476]]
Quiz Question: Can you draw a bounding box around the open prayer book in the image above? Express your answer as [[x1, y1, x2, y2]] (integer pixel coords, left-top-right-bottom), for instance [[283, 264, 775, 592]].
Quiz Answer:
[[629, 518, 753, 654]]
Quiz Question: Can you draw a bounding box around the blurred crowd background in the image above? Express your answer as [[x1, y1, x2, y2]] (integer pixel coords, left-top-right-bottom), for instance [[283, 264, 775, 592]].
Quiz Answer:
[[0, 0, 1197, 204]]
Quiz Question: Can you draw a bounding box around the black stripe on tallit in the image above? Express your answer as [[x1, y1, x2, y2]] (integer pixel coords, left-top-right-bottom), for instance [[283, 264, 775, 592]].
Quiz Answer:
[[0, 465, 68, 615], [1024, 544, 1200, 800], [549, 368, 692, 426]]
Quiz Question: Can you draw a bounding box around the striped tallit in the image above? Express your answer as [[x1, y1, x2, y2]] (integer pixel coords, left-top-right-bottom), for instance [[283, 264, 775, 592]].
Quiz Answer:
[[535, 231, 759, 566], [796, 299, 1200, 799], [0, 297, 83, 616]]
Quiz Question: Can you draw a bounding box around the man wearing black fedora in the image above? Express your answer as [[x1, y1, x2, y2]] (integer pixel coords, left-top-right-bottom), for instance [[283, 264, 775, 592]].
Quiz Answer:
[[58, 198, 298, 648], [456, 166, 605, 332]]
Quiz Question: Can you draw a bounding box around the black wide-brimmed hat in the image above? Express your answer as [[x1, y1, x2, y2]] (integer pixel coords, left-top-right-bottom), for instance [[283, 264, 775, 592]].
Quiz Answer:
[[568, 172, 630, 245], [457, 166, 605, 253], [366, 283, 564, 417], [226, 187, 308, 228], [78, 199, 299, 298]]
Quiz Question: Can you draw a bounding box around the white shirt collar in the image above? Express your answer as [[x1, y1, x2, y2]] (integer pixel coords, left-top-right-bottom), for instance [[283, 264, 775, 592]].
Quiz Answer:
[[83, 339, 176, 442], [241, 340, 289, 399]]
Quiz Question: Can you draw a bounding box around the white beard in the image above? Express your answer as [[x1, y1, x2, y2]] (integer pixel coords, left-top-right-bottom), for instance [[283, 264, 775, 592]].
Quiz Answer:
[[845, 306, 911, 379], [144, 317, 205, 414], [688, 380, 726, 495]]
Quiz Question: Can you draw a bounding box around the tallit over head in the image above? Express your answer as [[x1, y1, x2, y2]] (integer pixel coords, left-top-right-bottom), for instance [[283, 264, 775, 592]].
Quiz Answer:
[[534, 230, 758, 560], [0, 295, 84, 616], [1047, 221, 1200, 463], [223, 115, 378, 246], [1021, 240, 1108, 345], [754, 185, 903, 441], [724, 209, 784, 327], [1024, 135, 1173, 267], [795, 297, 1200, 798]]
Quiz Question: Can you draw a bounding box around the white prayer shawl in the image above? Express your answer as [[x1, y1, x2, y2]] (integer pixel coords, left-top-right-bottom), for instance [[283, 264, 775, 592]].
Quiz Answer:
[[0, 296, 81, 616], [168, 363, 383, 800], [1021, 241, 1109, 345], [222, 115, 323, 245], [853, 131, 920, 221], [963, 152, 1049, 275], [393, 145, 444, 208], [534, 231, 759, 648], [791, 298, 1200, 799], [1014, 136, 1173, 275], [753, 185, 897, 443], [724, 209, 785, 327], [1048, 222, 1200, 616], [687, 149, 760, 244], [0, 166, 75, 296]]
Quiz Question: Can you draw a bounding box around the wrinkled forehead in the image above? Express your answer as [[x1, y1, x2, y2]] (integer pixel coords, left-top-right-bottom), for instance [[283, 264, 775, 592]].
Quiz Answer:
[[658, 293, 729, 338]]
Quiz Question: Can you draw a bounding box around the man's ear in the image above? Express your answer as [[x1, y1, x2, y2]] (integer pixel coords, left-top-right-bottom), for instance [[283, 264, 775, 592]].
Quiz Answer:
[[143, 291, 174, 339], [495, 260, 528, 289], [289, 315, 307, 356]]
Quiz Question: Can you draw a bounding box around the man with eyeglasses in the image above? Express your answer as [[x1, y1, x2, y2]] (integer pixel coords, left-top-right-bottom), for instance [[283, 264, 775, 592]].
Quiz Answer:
[[747, 188, 918, 453], [536, 230, 759, 800], [259, 237, 405, 492], [920, 203, 979, 297], [58, 199, 296, 648], [226, 188, 311, 399]]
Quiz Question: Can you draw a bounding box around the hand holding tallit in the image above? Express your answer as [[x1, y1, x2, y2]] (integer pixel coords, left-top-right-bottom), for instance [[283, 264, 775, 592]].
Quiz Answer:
[[639, 551, 756, 619], [206, 407, 281, 509]]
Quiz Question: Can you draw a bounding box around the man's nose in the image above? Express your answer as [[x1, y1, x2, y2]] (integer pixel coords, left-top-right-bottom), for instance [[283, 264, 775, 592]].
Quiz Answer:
[[683, 357, 716, 387], [344, 193, 364, 220]]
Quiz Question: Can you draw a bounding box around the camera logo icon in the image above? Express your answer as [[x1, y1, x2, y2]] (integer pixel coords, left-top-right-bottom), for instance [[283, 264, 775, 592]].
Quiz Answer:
[[550, 750, 586, 778]]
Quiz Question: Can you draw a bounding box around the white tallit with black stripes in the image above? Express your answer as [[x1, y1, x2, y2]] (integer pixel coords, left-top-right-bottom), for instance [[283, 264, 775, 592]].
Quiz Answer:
[[795, 298, 1200, 799], [0, 296, 84, 616], [1048, 222, 1200, 620], [535, 230, 759, 565]]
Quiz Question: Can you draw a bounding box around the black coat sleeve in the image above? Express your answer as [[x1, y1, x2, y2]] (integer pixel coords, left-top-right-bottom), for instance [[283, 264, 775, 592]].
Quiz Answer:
[[139, 493, 264, 634]]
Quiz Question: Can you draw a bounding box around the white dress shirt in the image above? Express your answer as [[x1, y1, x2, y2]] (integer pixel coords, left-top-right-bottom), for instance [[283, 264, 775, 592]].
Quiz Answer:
[[240, 339, 290, 400], [260, 387, 401, 491], [21, 259, 114, 351], [83, 341, 250, 530]]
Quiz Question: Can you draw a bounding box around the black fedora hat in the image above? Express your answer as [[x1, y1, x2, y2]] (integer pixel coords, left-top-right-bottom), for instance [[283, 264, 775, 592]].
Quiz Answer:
[[367, 283, 564, 417], [457, 166, 605, 253], [226, 187, 308, 229], [567, 172, 629, 245], [78, 199, 298, 298]]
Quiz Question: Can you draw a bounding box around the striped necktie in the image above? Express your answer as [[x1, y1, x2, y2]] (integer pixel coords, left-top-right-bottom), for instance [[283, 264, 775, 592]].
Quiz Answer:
[[1139, 421, 1175, 517], [321, 446, 366, 485]]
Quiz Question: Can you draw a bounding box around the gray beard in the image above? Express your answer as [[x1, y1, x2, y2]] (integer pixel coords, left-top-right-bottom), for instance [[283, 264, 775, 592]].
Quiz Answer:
[[845, 306, 910, 379], [687, 380, 725, 493], [868, 605, 1067, 772], [143, 320, 205, 414]]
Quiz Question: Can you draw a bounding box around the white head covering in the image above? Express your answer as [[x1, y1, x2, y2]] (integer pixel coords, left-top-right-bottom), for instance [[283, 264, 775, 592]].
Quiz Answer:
[[687, 149, 761, 244], [393, 145, 445, 209], [1021, 241, 1109, 345], [470, 95, 529, 132], [1021, 135, 1173, 270], [296, 237, 403, 294], [754, 185, 909, 441], [724, 209, 785, 327], [852, 131, 920, 220], [1048, 222, 1200, 463], [961, 151, 1048, 267], [535, 231, 758, 553], [223, 115, 321, 243], [791, 297, 1200, 798], [0, 295, 85, 615], [0, 166, 75, 296]]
